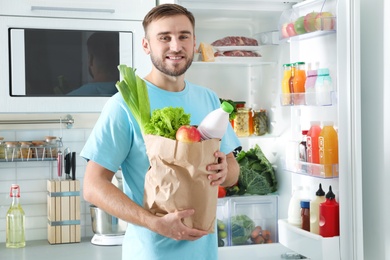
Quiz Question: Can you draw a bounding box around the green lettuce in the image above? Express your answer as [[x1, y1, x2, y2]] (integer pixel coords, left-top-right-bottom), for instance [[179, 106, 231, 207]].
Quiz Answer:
[[144, 107, 191, 140], [231, 214, 256, 245]]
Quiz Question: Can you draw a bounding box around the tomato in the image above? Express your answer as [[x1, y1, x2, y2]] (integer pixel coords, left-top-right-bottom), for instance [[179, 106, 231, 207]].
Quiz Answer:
[[218, 186, 226, 198]]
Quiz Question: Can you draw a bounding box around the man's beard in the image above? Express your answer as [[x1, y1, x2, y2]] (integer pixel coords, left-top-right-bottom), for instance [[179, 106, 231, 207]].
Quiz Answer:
[[150, 51, 193, 77]]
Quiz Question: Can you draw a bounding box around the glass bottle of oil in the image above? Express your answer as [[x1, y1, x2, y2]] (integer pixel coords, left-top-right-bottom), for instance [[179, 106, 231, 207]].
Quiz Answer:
[[6, 184, 26, 248]]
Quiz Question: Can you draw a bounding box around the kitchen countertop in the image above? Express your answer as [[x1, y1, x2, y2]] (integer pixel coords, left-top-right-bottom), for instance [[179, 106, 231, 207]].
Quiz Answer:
[[1, 238, 299, 260]]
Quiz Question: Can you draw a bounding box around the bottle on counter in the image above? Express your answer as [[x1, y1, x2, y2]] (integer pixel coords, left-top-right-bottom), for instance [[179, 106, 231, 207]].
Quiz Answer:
[[310, 183, 326, 234], [319, 121, 339, 177], [319, 185, 339, 237], [300, 200, 310, 232], [197, 101, 233, 140], [6, 184, 26, 248]]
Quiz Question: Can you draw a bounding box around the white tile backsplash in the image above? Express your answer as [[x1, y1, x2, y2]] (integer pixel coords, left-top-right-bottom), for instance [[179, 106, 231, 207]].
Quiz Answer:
[[0, 127, 93, 243]]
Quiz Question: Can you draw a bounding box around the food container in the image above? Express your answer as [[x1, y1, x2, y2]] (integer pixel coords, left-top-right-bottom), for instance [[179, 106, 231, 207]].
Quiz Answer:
[[90, 205, 127, 235], [0, 137, 5, 159], [45, 136, 58, 158], [233, 107, 253, 137], [20, 142, 32, 160], [253, 109, 268, 136], [5, 141, 19, 161], [31, 140, 46, 159]]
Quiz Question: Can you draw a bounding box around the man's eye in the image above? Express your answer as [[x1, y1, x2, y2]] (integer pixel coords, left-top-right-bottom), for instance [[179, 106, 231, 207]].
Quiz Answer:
[[180, 35, 190, 40], [160, 36, 171, 41]]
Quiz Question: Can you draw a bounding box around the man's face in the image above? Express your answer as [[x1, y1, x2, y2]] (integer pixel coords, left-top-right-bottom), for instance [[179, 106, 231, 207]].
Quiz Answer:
[[143, 15, 196, 77]]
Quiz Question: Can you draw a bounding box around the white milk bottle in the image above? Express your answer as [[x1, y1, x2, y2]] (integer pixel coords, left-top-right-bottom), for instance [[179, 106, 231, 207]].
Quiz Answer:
[[197, 101, 234, 140], [287, 186, 303, 227]]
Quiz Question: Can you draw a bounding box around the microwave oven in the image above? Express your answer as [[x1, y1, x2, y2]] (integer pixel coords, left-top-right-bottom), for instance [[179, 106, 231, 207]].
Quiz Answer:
[[0, 14, 152, 113]]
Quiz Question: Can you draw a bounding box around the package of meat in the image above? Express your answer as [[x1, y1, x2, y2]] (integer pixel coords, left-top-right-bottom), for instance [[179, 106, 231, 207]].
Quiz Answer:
[[214, 50, 261, 57], [211, 36, 258, 46]]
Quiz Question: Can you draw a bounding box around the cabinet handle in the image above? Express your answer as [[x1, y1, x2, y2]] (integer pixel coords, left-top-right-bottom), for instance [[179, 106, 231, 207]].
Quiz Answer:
[[31, 6, 115, 14]]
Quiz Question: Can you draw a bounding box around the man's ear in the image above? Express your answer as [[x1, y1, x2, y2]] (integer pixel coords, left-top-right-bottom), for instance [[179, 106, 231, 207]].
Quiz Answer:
[[142, 37, 151, 55]]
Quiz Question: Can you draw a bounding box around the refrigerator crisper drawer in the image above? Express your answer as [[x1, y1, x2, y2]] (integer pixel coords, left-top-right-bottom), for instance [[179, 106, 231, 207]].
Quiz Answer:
[[216, 195, 278, 247], [278, 219, 340, 260]]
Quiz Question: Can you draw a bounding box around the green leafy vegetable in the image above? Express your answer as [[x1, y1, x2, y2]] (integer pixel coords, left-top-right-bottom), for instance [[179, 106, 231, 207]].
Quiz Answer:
[[144, 107, 191, 140], [231, 214, 256, 245], [236, 144, 277, 195], [116, 65, 151, 133]]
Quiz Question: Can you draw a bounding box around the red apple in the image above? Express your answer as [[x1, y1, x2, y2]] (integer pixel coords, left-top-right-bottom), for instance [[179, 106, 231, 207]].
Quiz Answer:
[[315, 12, 334, 31], [286, 22, 297, 37], [176, 125, 201, 143], [304, 11, 318, 32], [281, 23, 289, 39]]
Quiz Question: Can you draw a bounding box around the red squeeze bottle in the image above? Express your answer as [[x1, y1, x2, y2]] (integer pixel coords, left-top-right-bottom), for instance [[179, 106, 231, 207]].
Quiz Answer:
[[319, 185, 339, 237]]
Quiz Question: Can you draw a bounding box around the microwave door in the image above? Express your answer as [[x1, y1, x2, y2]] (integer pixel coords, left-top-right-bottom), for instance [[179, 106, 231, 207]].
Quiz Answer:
[[10, 29, 26, 96]]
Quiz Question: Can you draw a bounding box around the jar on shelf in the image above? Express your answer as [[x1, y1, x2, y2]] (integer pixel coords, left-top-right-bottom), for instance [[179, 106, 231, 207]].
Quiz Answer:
[[31, 141, 46, 160], [5, 142, 19, 161], [253, 109, 268, 136], [233, 107, 253, 137], [45, 136, 58, 158], [0, 137, 5, 159], [19, 142, 32, 160]]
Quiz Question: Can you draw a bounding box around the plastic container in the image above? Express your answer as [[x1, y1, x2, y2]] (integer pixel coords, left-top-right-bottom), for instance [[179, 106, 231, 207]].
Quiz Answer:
[[6, 184, 26, 248], [281, 63, 292, 105], [319, 186, 339, 237], [292, 61, 306, 104], [197, 101, 233, 140], [300, 200, 310, 232], [315, 68, 332, 105], [306, 121, 322, 174], [304, 69, 318, 105], [253, 109, 268, 136], [287, 186, 302, 228], [319, 121, 339, 177], [310, 183, 326, 234]]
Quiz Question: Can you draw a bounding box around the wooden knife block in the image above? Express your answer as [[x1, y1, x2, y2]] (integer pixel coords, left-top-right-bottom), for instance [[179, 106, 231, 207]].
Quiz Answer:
[[47, 180, 81, 244]]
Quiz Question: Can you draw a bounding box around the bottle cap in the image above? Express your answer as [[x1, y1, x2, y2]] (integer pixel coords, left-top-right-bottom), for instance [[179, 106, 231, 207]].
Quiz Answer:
[[323, 121, 334, 126], [325, 185, 336, 200], [221, 101, 234, 114], [283, 63, 292, 68], [300, 200, 310, 209], [10, 184, 20, 198], [307, 70, 318, 76], [317, 68, 330, 75], [316, 183, 325, 196], [302, 130, 308, 135], [310, 121, 321, 126]]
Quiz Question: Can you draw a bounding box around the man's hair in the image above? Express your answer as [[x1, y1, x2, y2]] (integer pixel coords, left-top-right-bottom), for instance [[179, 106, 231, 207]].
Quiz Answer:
[[142, 4, 195, 36]]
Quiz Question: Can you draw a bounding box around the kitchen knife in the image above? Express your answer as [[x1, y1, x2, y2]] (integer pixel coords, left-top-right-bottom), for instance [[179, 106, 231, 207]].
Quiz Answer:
[[57, 150, 63, 179], [64, 150, 71, 180], [71, 151, 76, 180]]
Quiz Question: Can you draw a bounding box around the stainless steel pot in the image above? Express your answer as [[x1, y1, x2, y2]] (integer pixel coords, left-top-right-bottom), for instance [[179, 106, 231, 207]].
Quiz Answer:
[[90, 205, 127, 235]]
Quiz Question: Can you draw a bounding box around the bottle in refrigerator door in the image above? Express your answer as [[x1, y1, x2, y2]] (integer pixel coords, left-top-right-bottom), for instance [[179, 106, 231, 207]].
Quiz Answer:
[[6, 184, 26, 248], [304, 69, 318, 105], [288, 63, 295, 104], [292, 61, 306, 105], [319, 185, 339, 237], [307, 121, 322, 174], [319, 121, 339, 177], [197, 101, 233, 140], [281, 63, 292, 105], [298, 130, 308, 171], [315, 68, 333, 105], [287, 186, 303, 228], [300, 200, 310, 232], [310, 183, 326, 235]]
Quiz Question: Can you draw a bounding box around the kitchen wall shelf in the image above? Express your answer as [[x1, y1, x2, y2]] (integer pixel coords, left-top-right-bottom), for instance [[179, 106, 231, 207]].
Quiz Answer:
[[0, 141, 59, 162]]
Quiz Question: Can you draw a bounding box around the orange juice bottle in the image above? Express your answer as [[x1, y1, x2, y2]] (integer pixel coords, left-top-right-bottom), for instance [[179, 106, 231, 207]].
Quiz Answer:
[[289, 64, 296, 104], [293, 62, 306, 105], [319, 121, 339, 177], [281, 63, 292, 105]]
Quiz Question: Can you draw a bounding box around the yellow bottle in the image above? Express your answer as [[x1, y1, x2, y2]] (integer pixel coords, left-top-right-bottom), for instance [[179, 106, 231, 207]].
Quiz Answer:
[[6, 184, 26, 248], [281, 63, 292, 105]]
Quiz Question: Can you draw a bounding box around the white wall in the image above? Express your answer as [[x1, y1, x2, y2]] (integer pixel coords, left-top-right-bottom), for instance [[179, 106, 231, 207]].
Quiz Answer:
[[0, 114, 98, 242]]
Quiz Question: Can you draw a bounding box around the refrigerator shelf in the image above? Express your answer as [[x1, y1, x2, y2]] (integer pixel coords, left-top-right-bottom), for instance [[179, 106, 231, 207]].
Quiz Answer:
[[192, 60, 275, 67], [285, 159, 339, 179], [278, 219, 340, 260], [280, 91, 336, 107]]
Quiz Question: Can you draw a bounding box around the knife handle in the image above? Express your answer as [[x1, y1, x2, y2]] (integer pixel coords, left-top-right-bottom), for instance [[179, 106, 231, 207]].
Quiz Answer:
[[64, 152, 71, 175], [71, 152, 76, 180], [57, 150, 63, 179]]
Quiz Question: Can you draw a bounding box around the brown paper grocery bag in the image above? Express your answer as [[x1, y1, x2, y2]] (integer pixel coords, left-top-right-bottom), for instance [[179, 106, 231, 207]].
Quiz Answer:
[[143, 134, 220, 233]]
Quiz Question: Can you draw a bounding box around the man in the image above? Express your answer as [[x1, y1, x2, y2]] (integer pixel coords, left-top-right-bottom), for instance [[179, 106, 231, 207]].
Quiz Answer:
[[82, 4, 240, 259], [68, 32, 119, 96]]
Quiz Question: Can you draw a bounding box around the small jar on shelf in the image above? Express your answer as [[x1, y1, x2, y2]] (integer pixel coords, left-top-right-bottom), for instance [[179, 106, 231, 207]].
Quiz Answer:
[[0, 137, 5, 159], [5, 142, 19, 161], [20, 142, 32, 161], [233, 107, 253, 137], [253, 109, 268, 136]]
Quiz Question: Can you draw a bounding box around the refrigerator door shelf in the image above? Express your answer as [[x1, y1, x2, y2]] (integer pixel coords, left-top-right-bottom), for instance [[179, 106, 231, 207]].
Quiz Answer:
[[278, 219, 340, 260], [285, 160, 339, 179]]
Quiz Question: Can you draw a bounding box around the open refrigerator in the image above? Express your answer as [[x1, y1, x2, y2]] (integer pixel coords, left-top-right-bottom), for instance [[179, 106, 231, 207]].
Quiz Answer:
[[162, 0, 363, 259]]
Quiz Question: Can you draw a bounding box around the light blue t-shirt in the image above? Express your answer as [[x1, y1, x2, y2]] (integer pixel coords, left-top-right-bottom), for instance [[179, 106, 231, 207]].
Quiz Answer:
[[80, 80, 241, 260]]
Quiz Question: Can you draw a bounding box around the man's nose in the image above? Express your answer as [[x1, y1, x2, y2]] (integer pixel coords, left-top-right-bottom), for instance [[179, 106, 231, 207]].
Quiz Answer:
[[169, 37, 182, 52]]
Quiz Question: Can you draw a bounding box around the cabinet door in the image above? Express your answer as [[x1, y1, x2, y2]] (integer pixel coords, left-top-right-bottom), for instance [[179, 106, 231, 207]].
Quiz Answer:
[[0, 0, 155, 21]]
